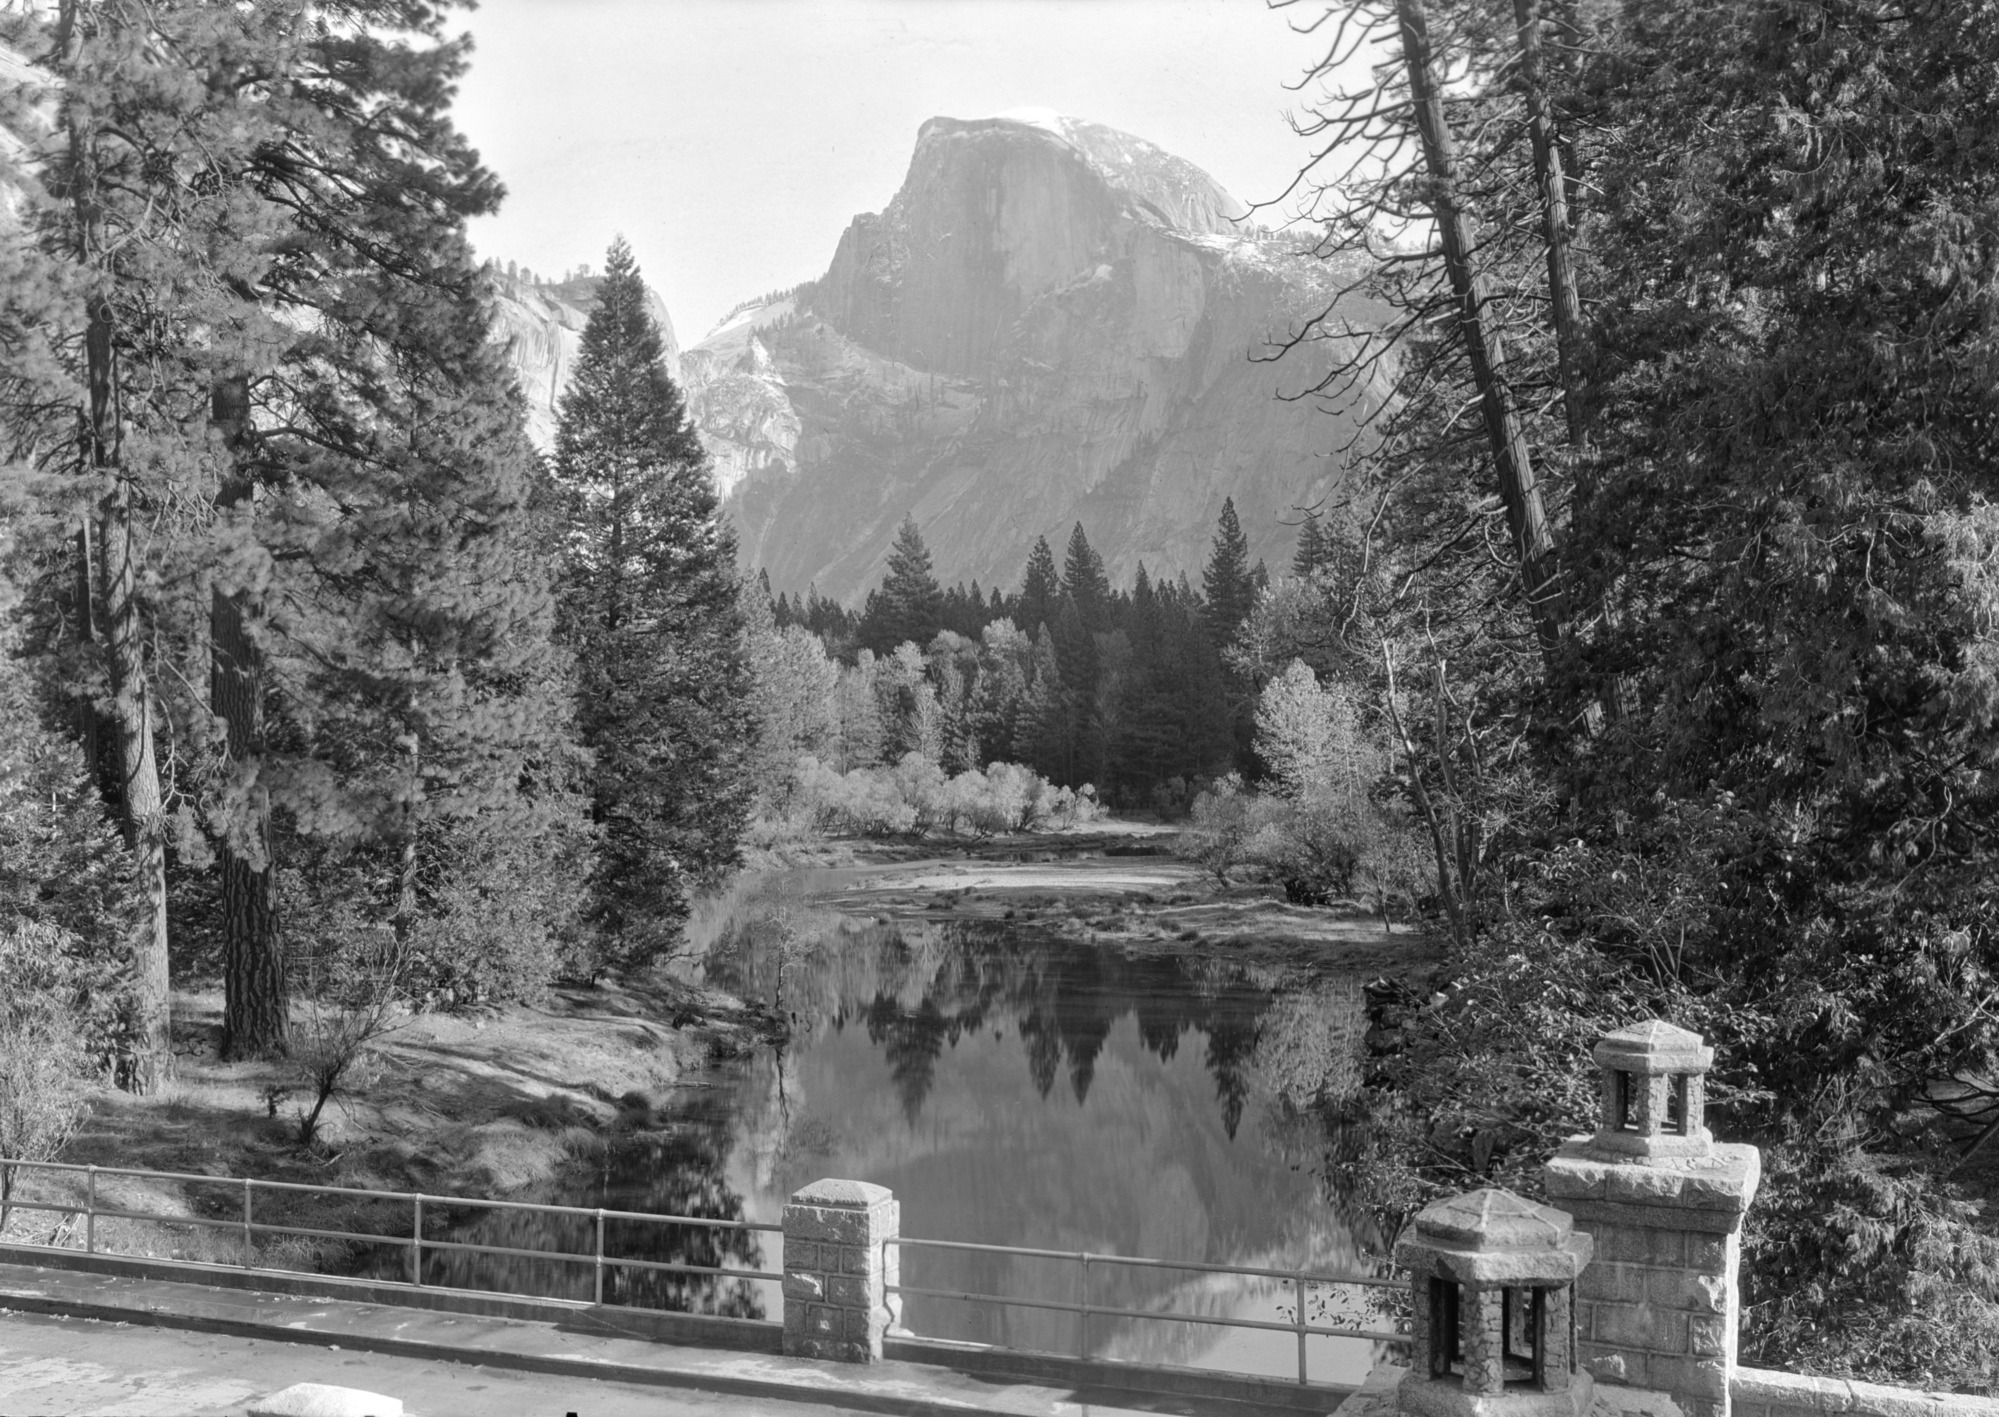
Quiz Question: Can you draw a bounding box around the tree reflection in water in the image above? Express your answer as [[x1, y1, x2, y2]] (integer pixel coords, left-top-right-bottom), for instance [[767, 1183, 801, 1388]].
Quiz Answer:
[[355, 1106, 766, 1318], [705, 907, 1386, 1369], [711, 916, 1307, 1140]]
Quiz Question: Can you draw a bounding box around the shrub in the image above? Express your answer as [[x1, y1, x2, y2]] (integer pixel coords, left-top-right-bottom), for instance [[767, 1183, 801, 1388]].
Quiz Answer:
[[0, 923, 94, 1225], [787, 756, 1084, 838], [1181, 775, 1256, 885]]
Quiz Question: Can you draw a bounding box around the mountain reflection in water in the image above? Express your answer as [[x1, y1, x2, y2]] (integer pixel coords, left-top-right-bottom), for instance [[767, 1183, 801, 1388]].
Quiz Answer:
[[362, 880, 1394, 1383], [706, 898, 1390, 1377]]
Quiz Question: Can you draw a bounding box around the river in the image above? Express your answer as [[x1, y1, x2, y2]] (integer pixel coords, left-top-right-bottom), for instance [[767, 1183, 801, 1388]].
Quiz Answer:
[[397, 861, 1402, 1386]]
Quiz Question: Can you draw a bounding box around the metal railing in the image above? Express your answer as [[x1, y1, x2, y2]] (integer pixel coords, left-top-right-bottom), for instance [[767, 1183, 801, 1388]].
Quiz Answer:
[[0, 1157, 781, 1310], [0, 1157, 1409, 1389], [887, 1235, 1406, 1387]]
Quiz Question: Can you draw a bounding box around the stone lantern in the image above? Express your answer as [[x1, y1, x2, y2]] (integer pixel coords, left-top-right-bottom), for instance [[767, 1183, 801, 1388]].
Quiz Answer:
[[1590, 1020, 1712, 1159], [1392, 1188, 1594, 1417], [1544, 1021, 1761, 1417]]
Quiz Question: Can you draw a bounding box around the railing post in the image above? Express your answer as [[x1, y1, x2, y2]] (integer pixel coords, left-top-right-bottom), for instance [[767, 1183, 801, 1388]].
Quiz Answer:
[[410, 1194, 423, 1287], [85, 1166, 96, 1255], [594, 1208, 606, 1305], [1080, 1253, 1092, 1360], [781, 1178, 898, 1362], [240, 1178, 253, 1268], [1294, 1271, 1307, 1384]]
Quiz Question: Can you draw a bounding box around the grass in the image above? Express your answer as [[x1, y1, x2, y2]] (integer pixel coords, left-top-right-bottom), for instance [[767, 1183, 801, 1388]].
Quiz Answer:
[[0, 974, 769, 1269]]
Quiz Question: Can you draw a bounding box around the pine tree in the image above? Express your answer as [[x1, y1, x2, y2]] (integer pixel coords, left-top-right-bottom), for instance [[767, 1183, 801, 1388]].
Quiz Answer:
[[1292, 515, 1327, 579], [552, 237, 753, 968], [1, 0, 589, 1061], [1203, 499, 1256, 644], [1061, 523, 1112, 633], [1017, 536, 1060, 636], [858, 516, 943, 652]]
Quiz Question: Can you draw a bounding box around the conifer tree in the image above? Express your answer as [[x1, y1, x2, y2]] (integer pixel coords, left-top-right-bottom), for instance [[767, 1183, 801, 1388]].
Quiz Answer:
[[1061, 523, 1112, 633], [1017, 536, 1060, 635], [1202, 499, 1256, 644], [552, 237, 753, 968], [857, 516, 943, 652], [5, 1, 587, 1060], [1292, 515, 1327, 579]]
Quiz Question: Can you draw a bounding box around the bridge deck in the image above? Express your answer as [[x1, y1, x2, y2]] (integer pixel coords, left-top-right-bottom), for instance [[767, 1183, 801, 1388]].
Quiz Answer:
[[0, 1260, 1346, 1417]]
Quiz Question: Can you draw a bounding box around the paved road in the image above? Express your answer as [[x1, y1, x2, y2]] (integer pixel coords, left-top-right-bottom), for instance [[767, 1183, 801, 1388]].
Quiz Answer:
[[0, 1309, 864, 1417]]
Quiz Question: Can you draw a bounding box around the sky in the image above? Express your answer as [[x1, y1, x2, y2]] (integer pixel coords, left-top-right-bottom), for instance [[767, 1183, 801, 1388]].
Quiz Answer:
[[449, 0, 1352, 343]]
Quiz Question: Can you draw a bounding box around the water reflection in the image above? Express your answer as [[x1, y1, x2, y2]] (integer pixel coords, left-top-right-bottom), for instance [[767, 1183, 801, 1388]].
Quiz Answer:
[[355, 1104, 767, 1319], [704, 893, 1389, 1377], [357, 873, 1394, 1383]]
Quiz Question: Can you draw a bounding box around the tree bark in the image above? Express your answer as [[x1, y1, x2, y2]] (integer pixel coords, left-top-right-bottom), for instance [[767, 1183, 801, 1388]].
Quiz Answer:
[[71, 19, 170, 1084], [90, 325, 171, 1091], [211, 376, 286, 1059], [1396, 0, 1566, 657], [1512, 0, 1589, 449]]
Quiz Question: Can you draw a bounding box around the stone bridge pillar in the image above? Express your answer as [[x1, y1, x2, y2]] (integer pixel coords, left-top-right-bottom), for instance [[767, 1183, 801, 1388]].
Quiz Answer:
[[780, 1178, 901, 1363], [1543, 1021, 1759, 1417]]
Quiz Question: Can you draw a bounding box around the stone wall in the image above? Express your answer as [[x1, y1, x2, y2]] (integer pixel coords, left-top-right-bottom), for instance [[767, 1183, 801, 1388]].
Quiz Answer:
[[1732, 1367, 1999, 1417]]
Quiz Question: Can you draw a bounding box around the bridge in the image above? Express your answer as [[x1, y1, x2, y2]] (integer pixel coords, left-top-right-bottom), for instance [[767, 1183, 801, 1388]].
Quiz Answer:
[[1, 1021, 1993, 1417]]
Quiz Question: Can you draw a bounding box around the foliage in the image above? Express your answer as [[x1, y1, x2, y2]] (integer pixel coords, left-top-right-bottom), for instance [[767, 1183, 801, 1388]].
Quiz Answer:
[[1181, 776, 1257, 886], [743, 587, 840, 816], [790, 755, 1097, 839], [0, 587, 142, 1078], [856, 516, 945, 654], [0, 923, 94, 1221], [0, 0, 591, 1061], [551, 236, 754, 971]]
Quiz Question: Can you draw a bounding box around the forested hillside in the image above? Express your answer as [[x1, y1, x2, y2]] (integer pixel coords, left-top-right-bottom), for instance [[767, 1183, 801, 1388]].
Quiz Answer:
[[0, 6, 748, 1101]]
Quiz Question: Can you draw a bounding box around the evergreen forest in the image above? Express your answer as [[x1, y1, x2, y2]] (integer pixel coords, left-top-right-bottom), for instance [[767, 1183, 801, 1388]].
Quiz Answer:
[[3, 0, 1999, 1396]]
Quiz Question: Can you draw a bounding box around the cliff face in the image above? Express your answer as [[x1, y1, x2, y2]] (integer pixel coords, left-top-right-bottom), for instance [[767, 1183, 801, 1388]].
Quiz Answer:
[[690, 110, 1384, 601], [489, 271, 680, 451]]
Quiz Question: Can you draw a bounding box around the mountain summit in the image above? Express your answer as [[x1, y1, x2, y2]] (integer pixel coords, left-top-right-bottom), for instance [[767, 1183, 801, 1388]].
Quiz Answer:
[[688, 110, 1382, 601]]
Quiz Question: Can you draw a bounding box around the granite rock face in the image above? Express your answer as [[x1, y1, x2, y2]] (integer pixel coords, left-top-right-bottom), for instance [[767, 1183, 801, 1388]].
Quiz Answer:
[[687, 110, 1388, 601], [490, 270, 680, 452]]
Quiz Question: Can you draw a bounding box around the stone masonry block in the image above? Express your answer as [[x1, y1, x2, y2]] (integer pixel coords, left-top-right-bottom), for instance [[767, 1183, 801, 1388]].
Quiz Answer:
[[1646, 1353, 1728, 1400], [1689, 1315, 1728, 1359], [785, 1205, 874, 1245], [1604, 1165, 1687, 1204], [1566, 1198, 1742, 1235], [1593, 1300, 1689, 1354], [1586, 1262, 1649, 1304], [801, 1303, 838, 1338], [827, 1273, 872, 1309], [1731, 1368, 1858, 1414], [840, 1242, 883, 1275], [783, 1271, 825, 1302], [1645, 1265, 1725, 1314], [1587, 1349, 1645, 1386], [1587, 1225, 1681, 1266], [1686, 1233, 1729, 1269]]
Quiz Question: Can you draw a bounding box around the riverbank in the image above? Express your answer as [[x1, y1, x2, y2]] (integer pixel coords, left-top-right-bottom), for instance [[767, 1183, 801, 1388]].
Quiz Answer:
[[812, 824, 1433, 978], [3, 819, 1438, 1263], [0, 974, 775, 1262]]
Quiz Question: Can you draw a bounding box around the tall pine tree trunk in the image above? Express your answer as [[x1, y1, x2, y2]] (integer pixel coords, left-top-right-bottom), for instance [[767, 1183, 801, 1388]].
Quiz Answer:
[[88, 301, 170, 1091], [211, 376, 286, 1058], [1512, 0, 1632, 723], [70, 9, 170, 1084], [1396, 0, 1566, 658], [1512, 0, 1588, 450]]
